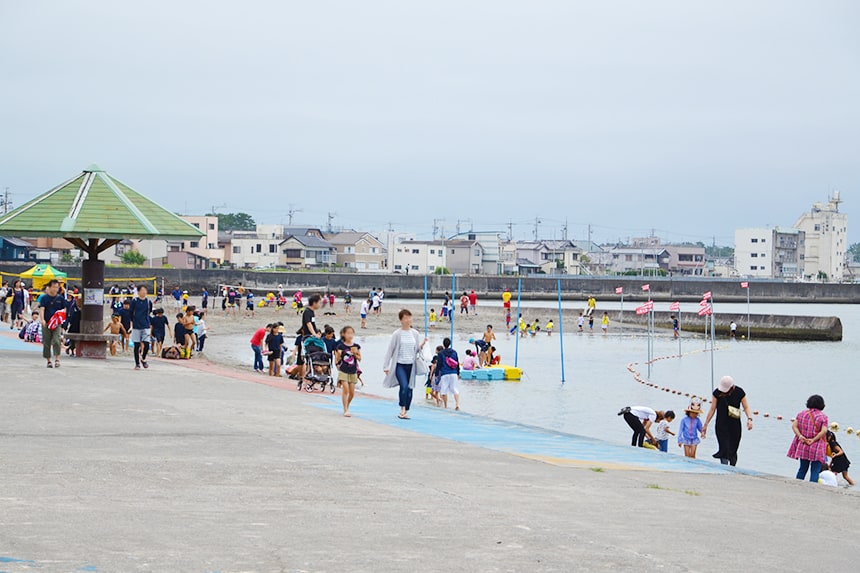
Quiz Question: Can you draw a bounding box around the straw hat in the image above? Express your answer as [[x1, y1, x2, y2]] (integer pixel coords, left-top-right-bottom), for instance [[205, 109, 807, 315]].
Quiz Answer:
[[684, 403, 704, 415], [717, 376, 734, 393]]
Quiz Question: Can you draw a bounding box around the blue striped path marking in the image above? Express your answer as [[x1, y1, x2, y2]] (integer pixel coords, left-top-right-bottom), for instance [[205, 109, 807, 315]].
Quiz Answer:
[[313, 397, 762, 476]]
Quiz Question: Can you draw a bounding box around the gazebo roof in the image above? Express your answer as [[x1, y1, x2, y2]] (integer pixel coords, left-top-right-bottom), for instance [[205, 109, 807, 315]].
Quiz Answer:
[[0, 164, 205, 241]]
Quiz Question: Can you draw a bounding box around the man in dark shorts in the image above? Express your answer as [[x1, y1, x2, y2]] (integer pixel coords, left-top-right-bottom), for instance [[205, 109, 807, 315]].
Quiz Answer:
[[129, 285, 153, 370], [297, 294, 322, 378]]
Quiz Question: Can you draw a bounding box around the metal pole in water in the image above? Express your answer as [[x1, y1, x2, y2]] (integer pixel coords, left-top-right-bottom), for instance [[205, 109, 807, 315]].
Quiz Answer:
[[710, 295, 716, 392], [423, 274, 429, 338], [515, 277, 522, 368], [747, 285, 751, 341], [450, 274, 456, 342], [558, 278, 565, 383], [678, 309, 682, 357], [619, 289, 624, 334]]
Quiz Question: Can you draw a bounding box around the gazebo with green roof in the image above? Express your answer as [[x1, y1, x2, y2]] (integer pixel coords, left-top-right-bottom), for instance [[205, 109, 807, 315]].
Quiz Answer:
[[0, 164, 204, 357]]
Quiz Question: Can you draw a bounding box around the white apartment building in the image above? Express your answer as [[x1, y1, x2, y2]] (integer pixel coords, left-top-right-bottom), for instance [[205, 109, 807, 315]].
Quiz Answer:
[[793, 193, 848, 281], [734, 227, 805, 280], [390, 240, 448, 274]]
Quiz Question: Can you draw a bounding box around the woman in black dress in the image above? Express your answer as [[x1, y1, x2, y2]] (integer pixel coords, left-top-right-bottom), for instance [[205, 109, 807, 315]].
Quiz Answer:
[[702, 376, 754, 466]]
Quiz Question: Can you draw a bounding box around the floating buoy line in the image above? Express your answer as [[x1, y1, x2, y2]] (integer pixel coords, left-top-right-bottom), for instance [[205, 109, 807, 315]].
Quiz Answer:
[[627, 350, 858, 438]]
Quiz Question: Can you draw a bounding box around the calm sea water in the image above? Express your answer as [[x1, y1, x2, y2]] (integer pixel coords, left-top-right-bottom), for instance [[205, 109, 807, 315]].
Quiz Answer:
[[210, 302, 860, 478]]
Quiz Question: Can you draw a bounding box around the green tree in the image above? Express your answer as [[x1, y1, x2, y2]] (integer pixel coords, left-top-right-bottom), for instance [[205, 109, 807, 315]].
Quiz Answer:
[[209, 212, 256, 231], [848, 243, 860, 263], [121, 250, 146, 266]]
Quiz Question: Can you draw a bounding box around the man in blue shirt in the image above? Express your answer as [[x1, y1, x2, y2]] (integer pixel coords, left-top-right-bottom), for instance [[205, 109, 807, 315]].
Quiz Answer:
[[39, 279, 67, 368], [129, 285, 153, 370], [171, 287, 182, 310]]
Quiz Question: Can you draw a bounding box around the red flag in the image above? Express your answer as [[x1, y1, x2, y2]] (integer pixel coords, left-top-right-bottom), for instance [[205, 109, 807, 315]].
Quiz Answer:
[[702, 291, 712, 300], [669, 301, 680, 312], [635, 305, 650, 315], [740, 282, 749, 289], [615, 287, 623, 295], [697, 304, 712, 317], [699, 299, 710, 307], [641, 284, 650, 292]]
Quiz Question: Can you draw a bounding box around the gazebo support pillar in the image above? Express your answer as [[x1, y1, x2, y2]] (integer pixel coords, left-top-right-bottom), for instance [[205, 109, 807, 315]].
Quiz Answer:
[[66, 238, 119, 358], [79, 256, 107, 358]]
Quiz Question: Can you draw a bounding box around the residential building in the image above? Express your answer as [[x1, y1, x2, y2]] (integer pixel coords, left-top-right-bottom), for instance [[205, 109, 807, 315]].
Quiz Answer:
[[181, 215, 224, 265], [326, 231, 386, 271], [448, 231, 507, 275], [598, 246, 669, 275], [734, 228, 774, 278], [793, 192, 848, 281], [279, 234, 335, 268], [166, 250, 209, 270], [226, 231, 283, 269], [515, 240, 584, 275], [734, 227, 806, 279], [390, 240, 447, 274], [663, 244, 707, 276], [0, 236, 32, 261]]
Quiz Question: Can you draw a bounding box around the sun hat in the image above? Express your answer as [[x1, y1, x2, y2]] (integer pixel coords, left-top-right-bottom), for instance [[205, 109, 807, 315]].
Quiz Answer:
[[717, 376, 735, 394], [684, 401, 704, 415]]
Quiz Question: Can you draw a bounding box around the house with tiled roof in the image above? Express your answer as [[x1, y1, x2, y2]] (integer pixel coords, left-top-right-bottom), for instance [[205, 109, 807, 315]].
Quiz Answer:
[[326, 231, 386, 271], [279, 234, 335, 268]]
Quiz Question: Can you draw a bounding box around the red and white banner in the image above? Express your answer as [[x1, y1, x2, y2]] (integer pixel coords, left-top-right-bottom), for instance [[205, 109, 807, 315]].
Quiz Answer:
[[641, 284, 650, 292], [615, 287, 623, 295], [698, 304, 712, 317], [635, 301, 654, 315], [699, 299, 710, 307], [740, 282, 749, 289], [669, 301, 680, 312], [702, 291, 712, 300]]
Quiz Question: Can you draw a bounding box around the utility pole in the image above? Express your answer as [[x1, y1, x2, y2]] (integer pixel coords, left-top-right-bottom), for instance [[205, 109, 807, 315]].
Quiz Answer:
[[287, 205, 303, 226], [587, 224, 593, 248], [210, 203, 227, 215], [456, 219, 472, 235], [327, 212, 337, 234], [562, 218, 568, 241], [1, 187, 10, 214], [533, 217, 542, 240], [433, 218, 445, 240], [507, 220, 514, 241]]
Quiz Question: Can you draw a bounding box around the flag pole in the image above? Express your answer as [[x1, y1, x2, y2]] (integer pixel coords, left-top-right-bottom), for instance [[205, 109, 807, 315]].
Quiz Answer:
[[450, 274, 456, 342], [678, 308, 682, 357], [515, 277, 522, 368], [423, 274, 429, 339], [746, 283, 751, 341], [619, 289, 624, 333], [558, 279, 565, 384], [710, 293, 716, 392]]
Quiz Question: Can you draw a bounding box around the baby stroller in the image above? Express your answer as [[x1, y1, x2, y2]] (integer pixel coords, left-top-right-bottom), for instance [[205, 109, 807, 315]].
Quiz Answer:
[[298, 336, 335, 393]]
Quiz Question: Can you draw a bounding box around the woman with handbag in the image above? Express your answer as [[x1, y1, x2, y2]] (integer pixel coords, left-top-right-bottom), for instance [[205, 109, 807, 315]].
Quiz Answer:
[[787, 394, 828, 483], [702, 376, 753, 466], [382, 309, 428, 420]]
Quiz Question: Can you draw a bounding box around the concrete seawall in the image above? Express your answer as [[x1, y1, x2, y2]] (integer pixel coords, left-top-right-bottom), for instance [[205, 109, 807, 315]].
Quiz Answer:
[[4, 264, 860, 303]]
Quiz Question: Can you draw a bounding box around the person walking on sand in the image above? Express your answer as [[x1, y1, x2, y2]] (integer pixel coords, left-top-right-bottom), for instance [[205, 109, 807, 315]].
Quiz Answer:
[[702, 376, 753, 466], [678, 401, 705, 458], [601, 311, 609, 335], [787, 394, 829, 483], [469, 290, 478, 316], [382, 309, 428, 420]]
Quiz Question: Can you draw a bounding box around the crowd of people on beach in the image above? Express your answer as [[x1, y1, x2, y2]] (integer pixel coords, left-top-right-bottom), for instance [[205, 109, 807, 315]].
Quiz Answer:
[[3, 278, 852, 486]]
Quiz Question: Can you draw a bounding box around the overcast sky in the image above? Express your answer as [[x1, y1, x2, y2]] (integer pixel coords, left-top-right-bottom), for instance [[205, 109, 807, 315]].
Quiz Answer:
[[1, 1, 858, 245]]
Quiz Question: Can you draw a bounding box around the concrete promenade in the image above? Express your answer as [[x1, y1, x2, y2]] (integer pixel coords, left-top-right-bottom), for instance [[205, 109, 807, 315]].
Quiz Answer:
[[1, 344, 858, 572]]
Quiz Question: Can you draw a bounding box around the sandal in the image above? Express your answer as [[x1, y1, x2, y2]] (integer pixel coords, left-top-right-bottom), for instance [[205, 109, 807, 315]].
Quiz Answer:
[[54, 360, 60, 368], [46, 362, 53, 368]]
